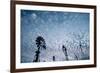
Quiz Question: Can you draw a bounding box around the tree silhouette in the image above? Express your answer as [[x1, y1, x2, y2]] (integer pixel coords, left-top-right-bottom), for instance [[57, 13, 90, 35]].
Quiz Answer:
[[62, 45, 68, 60], [73, 52, 78, 60], [70, 32, 89, 60], [53, 56, 55, 61], [36, 36, 46, 50], [72, 32, 85, 55], [33, 36, 46, 62]]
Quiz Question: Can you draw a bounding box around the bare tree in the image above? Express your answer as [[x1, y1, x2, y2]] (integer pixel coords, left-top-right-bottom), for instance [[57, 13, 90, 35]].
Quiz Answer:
[[73, 32, 85, 53], [71, 31, 89, 60]]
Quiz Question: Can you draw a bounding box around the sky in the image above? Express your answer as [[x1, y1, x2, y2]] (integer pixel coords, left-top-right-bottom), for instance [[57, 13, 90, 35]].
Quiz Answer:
[[21, 9, 90, 63]]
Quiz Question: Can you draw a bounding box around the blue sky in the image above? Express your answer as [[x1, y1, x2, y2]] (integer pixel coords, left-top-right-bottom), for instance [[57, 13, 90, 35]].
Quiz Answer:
[[21, 10, 90, 62]]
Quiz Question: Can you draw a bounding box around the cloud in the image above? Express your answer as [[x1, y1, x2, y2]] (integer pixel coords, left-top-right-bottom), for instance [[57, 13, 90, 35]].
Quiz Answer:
[[31, 13, 37, 19]]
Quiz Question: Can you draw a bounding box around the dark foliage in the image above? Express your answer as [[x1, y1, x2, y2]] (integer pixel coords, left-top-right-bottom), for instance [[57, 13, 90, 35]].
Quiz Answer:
[[33, 36, 46, 62]]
